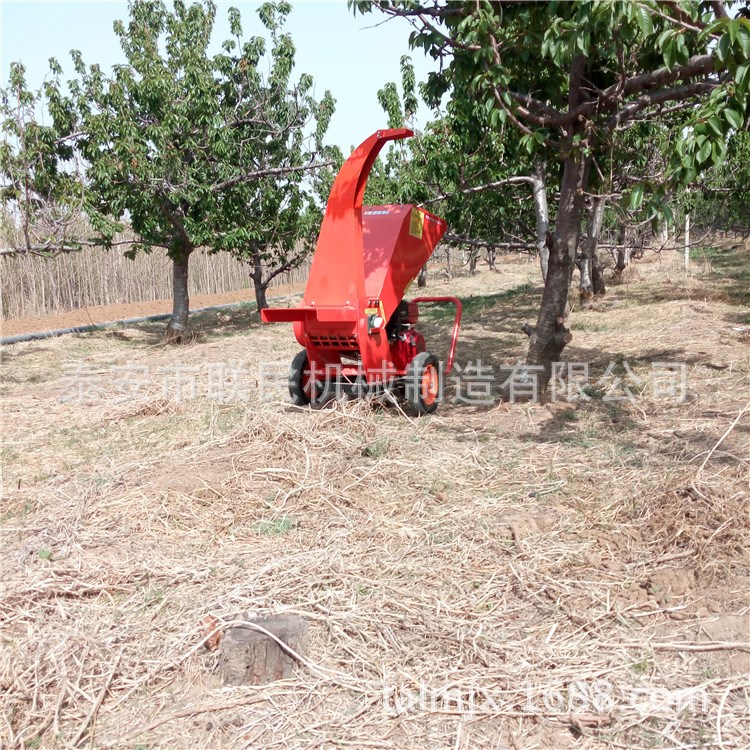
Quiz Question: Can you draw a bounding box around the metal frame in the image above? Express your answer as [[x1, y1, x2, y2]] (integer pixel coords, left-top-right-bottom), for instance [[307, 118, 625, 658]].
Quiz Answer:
[[412, 296, 463, 375]]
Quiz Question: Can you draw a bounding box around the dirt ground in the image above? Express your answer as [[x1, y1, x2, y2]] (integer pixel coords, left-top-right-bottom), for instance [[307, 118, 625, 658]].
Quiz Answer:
[[1, 247, 749, 750]]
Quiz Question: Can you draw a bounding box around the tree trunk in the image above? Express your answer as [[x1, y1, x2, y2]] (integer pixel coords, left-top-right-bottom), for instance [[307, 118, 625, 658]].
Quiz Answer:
[[656, 220, 670, 250], [254, 281, 268, 311], [469, 250, 478, 275], [578, 197, 606, 305], [592, 252, 606, 296], [486, 247, 496, 271], [577, 252, 594, 305], [165, 246, 192, 343], [614, 245, 630, 276], [417, 264, 427, 287], [524, 151, 588, 395], [250, 250, 268, 311], [522, 55, 590, 396], [532, 161, 550, 282], [614, 225, 631, 279]]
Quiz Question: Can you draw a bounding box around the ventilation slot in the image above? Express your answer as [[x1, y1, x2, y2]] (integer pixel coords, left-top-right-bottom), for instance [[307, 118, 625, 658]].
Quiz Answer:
[[308, 334, 359, 350]]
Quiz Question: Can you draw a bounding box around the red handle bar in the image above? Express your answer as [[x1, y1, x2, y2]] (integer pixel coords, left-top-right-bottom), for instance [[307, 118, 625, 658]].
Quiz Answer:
[[412, 296, 462, 375]]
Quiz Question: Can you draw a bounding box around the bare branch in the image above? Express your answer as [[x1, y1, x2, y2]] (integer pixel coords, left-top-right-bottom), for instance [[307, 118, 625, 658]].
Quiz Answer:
[[709, 0, 729, 18], [0, 238, 169, 257], [604, 81, 716, 130], [508, 54, 718, 131], [421, 175, 539, 205], [615, 54, 716, 99], [647, 4, 707, 35], [260, 248, 310, 287], [210, 160, 334, 192], [443, 233, 535, 252]]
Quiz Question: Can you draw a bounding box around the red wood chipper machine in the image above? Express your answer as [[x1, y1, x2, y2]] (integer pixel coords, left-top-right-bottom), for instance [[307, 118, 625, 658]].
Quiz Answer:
[[261, 128, 461, 414]]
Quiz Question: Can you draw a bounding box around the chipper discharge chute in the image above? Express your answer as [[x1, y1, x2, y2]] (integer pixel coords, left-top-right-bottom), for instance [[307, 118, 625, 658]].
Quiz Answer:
[[261, 128, 461, 414]]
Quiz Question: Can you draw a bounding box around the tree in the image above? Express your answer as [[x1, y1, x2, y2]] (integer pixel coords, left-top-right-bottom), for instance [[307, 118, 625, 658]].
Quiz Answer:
[[1, 62, 86, 256], [691, 125, 750, 235], [355, 0, 750, 392], [208, 3, 335, 311], [374, 56, 552, 279], [60, 0, 332, 340]]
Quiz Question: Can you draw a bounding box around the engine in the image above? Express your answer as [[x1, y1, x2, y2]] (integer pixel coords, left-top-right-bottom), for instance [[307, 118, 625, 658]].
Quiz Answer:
[[387, 300, 426, 371]]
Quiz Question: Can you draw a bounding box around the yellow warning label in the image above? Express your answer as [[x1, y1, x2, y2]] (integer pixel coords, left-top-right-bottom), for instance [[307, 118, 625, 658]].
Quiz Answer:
[[409, 207, 424, 239]]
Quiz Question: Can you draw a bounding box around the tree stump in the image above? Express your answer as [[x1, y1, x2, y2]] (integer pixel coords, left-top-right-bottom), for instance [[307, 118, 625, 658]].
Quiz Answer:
[[219, 614, 308, 686]]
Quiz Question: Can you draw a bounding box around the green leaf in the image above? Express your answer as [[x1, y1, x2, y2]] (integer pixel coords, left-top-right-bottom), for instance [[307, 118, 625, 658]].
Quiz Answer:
[[675, 33, 689, 65], [716, 34, 731, 64], [656, 28, 673, 51], [697, 140, 712, 164], [735, 61, 750, 93], [629, 184, 645, 210], [728, 19, 738, 44], [706, 116, 723, 138], [663, 39, 676, 71], [635, 5, 654, 37], [724, 108, 743, 129], [737, 26, 750, 58], [662, 203, 674, 226]]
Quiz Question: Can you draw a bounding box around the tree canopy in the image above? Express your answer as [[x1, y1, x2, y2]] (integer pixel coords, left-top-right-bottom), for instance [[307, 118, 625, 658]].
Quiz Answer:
[[2, 0, 335, 339], [0, 62, 84, 254], [354, 0, 750, 392]]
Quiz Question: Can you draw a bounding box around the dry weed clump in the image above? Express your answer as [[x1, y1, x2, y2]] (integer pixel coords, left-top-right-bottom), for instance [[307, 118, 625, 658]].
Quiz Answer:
[[1, 255, 749, 750]]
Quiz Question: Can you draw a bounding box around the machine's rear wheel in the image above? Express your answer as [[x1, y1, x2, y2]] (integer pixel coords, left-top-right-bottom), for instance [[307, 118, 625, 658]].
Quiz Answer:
[[289, 350, 314, 406], [404, 352, 442, 415]]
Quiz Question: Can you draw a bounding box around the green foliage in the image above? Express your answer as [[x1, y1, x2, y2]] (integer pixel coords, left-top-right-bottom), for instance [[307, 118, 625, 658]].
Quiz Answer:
[[631, 653, 651, 675], [369, 55, 544, 254], [355, 0, 750, 223], [3, 0, 335, 333], [0, 63, 86, 252], [206, 2, 336, 290], [361, 438, 388, 458], [691, 128, 750, 232], [63, 0, 333, 265]]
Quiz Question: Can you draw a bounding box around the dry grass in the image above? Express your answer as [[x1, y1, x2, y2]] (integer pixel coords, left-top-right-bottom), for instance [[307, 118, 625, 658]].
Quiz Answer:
[[1, 246, 749, 750]]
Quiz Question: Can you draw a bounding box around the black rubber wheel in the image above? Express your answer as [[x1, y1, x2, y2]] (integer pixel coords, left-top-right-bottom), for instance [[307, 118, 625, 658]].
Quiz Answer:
[[289, 349, 313, 406], [404, 352, 442, 415]]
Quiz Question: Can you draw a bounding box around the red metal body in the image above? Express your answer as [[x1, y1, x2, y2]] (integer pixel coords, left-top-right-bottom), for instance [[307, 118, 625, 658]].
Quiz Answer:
[[261, 129, 458, 386]]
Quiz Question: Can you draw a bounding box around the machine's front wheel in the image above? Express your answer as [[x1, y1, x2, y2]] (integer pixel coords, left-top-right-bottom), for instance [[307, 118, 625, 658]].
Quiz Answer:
[[404, 352, 442, 415], [289, 350, 314, 406]]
